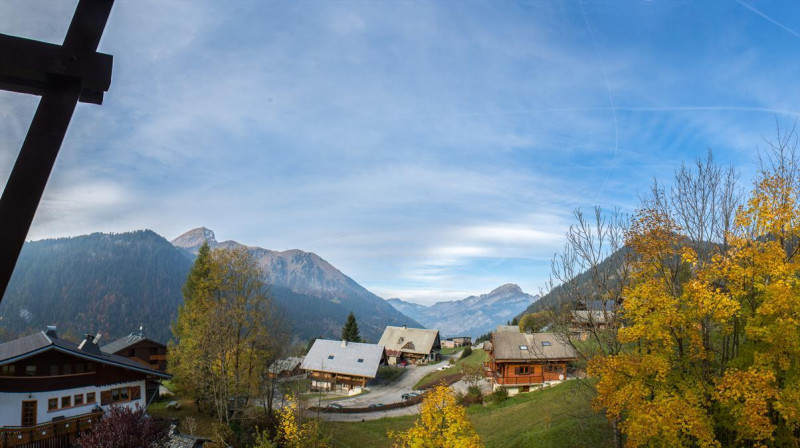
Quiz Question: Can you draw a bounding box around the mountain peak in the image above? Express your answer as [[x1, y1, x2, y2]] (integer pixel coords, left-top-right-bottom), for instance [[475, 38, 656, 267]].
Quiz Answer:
[[171, 227, 218, 250], [489, 283, 522, 295]]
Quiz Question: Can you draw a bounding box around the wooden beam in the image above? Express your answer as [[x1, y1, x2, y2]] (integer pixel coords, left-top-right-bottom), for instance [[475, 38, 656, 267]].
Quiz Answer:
[[0, 0, 114, 302]]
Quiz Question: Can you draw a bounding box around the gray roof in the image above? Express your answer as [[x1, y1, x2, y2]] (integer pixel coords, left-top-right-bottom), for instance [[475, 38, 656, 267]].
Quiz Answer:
[[378, 326, 440, 355], [0, 331, 171, 379], [496, 325, 521, 333], [491, 332, 577, 361], [269, 356, 303, 374], [101, 332, 165, 354], [301, 339, 383, 378], [571, 310, 614, 324]]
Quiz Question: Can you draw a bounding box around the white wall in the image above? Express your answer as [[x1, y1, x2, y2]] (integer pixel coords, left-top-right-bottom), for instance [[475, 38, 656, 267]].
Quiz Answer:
[[0, 380, 146, 427]]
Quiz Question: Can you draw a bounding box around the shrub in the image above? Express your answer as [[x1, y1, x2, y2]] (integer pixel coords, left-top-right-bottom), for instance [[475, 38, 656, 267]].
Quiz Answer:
[[460, 346, 473, 359], [488, 387, 508, 405], [461, 385, 483, 405], [77, 404, 167, 448]]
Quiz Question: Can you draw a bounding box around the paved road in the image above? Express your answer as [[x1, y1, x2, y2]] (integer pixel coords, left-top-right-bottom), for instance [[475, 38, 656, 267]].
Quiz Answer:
[[317, 355, 457, 421]]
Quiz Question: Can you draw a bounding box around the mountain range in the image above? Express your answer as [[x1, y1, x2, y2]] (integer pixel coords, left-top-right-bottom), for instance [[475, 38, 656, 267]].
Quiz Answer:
[[386, 284, 539, 338], [0, 228, 420, 344]]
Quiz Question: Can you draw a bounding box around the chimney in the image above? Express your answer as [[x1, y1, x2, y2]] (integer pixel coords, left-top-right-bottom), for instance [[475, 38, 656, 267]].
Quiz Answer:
[[341, 340, 347, 348], [78, 332, 102, 355], [45, 325, 58, 339]]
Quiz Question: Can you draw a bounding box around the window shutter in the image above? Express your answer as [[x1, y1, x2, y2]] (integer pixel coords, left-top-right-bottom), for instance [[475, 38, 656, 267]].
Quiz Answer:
[[130, 385, 141, 400], [100, 390, 111, 405]]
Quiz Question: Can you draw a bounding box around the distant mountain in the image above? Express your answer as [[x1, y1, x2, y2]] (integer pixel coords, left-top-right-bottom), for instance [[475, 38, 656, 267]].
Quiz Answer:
[[0, 228, 421, 344], [171, 228, 421, 342], [387, 284, 539, 338], [0, 230, 193, 343]]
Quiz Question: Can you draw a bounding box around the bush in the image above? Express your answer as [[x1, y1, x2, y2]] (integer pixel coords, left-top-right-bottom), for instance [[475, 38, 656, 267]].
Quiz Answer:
[[460, 347, 473, 359], [488, 387, 508, 405], [77, 404, 167, 448], [461, 385, 483, 405]]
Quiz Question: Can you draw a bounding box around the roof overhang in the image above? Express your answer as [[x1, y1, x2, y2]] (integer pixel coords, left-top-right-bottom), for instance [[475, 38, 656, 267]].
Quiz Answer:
[[0, 345, 171, 379]]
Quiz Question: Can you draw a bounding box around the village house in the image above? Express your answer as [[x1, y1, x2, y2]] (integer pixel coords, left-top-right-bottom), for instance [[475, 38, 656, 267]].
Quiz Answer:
[[0, 326, 171, 447], [484, 331, 577, 396], [268, 356, 304, 379], [495, 324, 521, 333], [301, 340, 383, 393], [441, 336, 472, 349], [569, 310, 614, 341], [378, 326, 441, 365], [100, 328, 168, 402]]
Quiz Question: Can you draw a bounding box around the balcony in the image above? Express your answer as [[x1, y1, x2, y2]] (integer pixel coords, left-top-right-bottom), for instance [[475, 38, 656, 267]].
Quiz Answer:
[[0, 411, 101, 448]]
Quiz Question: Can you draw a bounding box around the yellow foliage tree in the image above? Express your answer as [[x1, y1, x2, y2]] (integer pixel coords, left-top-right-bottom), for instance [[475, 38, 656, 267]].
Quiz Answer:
[[389, 386, 482, 448], [275, 396, 329, 448], [589, 140, 800, 447]]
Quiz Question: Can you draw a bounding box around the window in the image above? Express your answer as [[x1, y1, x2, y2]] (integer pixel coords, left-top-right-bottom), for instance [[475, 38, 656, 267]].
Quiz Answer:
[[120, 388, 129, 401], [74, 394, 84, 406], [62, 364, 72, 375], [25, 365, 36, 376], [546, 364, 562, 373], [515, 366, 531, 375], [357, 358, 364, 363], [327, 355, 334, 360], [48, 398, 58, 411], [518, 345, 528, 350], [541, 341, 551, 347], [50, 365, 59, 376], [1, 365, 15, 375], [104, 386, 134, 405], [61, 396, 71, 408], [87, 392, 96, 403]]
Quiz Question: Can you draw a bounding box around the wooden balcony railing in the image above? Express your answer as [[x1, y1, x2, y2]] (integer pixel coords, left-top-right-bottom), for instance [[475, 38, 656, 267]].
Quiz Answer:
[[0, 411, 101, 448]]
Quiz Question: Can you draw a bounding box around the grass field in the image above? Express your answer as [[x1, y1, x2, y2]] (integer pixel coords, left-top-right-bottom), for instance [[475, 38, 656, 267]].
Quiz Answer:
[[413, 348, 488, 390], [324, 380, 614, 448], [440, 346, 466, 355]]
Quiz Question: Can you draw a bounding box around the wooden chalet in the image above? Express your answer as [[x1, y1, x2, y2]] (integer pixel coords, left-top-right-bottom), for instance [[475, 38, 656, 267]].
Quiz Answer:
[[569, 310, 614, 341], [378, 326, 441, 365], [484, 331, 576, 396], [300, 340, 383, 393], [268, 357, 304, 379], [100, 328, 168, 402], [0, 326, 171, 448]]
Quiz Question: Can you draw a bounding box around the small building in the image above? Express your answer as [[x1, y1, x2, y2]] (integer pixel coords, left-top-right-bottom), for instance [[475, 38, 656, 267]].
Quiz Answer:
[[0, 326, 171, 446], [378, 326, 441, 365], [484, 331, 577, 396], [268, 356, 304, 378], [300, 340, 383, 393], [442, 336, 471, 349], [101, 328, 168, 402], [569, 310, 614, 341]]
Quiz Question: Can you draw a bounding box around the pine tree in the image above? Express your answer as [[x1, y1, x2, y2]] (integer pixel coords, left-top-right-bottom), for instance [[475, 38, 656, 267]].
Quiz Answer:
[[341, 311, 362, 342]]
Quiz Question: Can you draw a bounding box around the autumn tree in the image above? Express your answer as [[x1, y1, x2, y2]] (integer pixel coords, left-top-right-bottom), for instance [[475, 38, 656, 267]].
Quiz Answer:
[[275, 395, 330, 448], [341, 311, 362, 343], [77, 404, 166, 448], [390, 386, 482, 448], [589, 132, 800, 447], [170, 245, 287, 440], [518, 310, 553, 333]]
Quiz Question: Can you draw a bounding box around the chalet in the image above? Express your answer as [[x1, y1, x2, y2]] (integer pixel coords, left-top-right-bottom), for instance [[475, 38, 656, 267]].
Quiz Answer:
[[442, 336, 472, 349], [495, 325, 521, 333], [484, 331, 577, 396], [378, 326, 441, 365], [569, 310, 614, 341], [301, 340, 383, 393], [101, 328, 168, 402], [268, 356, 304, 379], [0, 326, 171, 447]]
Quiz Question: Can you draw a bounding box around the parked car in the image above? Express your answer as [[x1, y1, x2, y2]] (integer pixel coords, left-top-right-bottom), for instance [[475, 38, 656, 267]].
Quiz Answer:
[[326, 403, 343, 409], [368, 403, 384, 408], [436, 365, 453, 371], [401, 392, 420, 400]]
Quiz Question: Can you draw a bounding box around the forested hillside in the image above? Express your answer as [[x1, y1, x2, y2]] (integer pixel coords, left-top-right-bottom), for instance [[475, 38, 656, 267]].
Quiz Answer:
[[0, 230, 192, 343]]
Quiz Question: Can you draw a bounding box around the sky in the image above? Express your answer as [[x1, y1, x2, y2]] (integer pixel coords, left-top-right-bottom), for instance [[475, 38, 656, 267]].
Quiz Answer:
[[1, 0, 799, 305]]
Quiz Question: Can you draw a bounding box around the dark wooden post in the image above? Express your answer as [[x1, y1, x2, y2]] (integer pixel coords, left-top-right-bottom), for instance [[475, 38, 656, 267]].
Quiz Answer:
[[0, 0, 114, 301]]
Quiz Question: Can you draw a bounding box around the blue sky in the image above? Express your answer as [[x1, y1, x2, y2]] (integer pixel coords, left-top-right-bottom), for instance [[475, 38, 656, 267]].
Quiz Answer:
[[1, 0, 798, 304]]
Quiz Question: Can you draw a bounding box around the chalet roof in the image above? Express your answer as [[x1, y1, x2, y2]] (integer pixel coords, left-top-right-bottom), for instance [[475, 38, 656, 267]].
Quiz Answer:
[[491, 332, 577, 361], [571, 310, 614, 324], [301, 339, 383, 379], [378, 326, 440, 355], [101, 331, 165, 354], [269, 356, 304, 374], [0, 330, 171, 379], [496, 325, 521, 333]]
